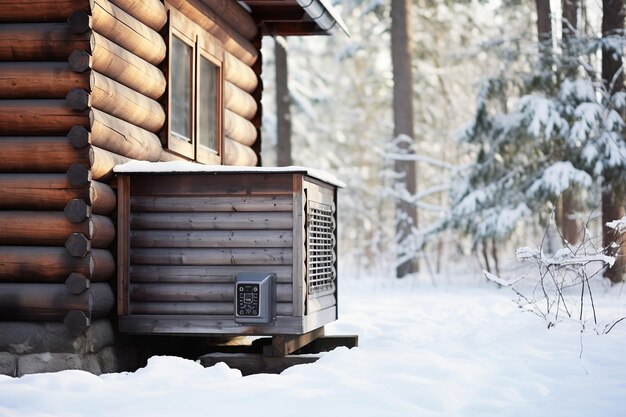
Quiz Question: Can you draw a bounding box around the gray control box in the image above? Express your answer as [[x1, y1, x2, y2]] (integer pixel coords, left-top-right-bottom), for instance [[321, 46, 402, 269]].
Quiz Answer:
[[234, 273, 276, 324]]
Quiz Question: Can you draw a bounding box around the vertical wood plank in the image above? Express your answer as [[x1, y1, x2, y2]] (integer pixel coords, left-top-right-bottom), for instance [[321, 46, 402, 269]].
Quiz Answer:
[[292, 174, 304, 317], [117, 174, 130, 316]]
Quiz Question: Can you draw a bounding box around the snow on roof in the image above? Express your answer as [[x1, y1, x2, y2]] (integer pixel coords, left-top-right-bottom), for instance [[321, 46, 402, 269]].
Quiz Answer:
[[114, 161, 346, 188]]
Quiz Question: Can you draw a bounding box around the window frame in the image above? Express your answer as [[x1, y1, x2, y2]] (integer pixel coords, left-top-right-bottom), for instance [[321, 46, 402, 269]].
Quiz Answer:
[[165, 7, 223, 164]]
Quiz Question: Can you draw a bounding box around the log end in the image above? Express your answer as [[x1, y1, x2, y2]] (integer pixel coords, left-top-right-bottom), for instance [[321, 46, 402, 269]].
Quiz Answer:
[[68, 125, 91, 149], [65, 233, 91, 258], [68, 12, 92, 34], [64, 199, 92, 223], [65, 273, 91, 295], [66, 89, 90, 112], [67, 164, 92, 187], [68, 50, 92, 73]]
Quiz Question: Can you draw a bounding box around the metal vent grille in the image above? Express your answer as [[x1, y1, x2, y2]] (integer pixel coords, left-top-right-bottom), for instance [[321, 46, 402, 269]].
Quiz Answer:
[[306, 201, 336, 295]]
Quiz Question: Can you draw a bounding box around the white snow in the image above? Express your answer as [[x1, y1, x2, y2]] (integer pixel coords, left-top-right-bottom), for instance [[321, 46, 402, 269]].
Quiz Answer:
[[113, 161, 347, 188], [1, 279, 626, 417]]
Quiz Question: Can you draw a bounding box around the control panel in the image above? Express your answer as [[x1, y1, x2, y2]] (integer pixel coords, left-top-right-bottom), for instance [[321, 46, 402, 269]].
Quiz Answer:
[[234, 273, 276, 324]]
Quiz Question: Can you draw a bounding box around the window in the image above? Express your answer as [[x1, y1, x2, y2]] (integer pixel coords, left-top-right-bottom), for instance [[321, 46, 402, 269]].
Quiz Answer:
[[166, 7, 223, 164]]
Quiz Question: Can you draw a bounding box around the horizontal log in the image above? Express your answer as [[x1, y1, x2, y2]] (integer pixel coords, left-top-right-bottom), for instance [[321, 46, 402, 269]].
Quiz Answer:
[[130, 283, 292, 302], [0, 211, 114, 248], [129, 265, 293, 283], [196, 0, 257, 40], [0, 174, 114, 214], [223, 137, 258, 166], [131, 212, 293, 230], [0, 283, 114, 321], [67, 109, 162, 161], [224, 52, 258, 93], [109, 0, 167, 31], [0, 246, 114, 280], [0, 62, 89, 98], [130, 230, 293, 248], [0, 0, 89, 23], [224, 109, 257, 146], [0, 23, 90, 61], [131, 248, 293, 265], [224, 80, 257, 119], [130, 195, 293, 212], [90, 145, 131, 181], [166, 0, 258, 66], [68, 32, 166, 99], [0, 211, 90, 246], [0, 137, 90, 172], [128, 301, 293, 316], [158, 149, 187, 162], [89, 71, 165, 132], [69, 0, 166, 65], [91, 180, 117, 214], [0, 99, 88, 135]]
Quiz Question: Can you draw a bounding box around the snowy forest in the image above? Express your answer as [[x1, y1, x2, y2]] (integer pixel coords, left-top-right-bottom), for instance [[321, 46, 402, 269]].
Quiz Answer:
[[260, 0, 626, 285]]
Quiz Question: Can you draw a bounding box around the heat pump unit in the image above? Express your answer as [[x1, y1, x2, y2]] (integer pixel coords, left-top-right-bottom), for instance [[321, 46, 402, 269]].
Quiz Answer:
[[115, 165, 342, 336]]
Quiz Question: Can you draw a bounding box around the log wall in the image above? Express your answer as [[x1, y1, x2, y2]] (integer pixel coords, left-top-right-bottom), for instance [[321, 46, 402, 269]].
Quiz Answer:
[[0, 0, 262, 334]]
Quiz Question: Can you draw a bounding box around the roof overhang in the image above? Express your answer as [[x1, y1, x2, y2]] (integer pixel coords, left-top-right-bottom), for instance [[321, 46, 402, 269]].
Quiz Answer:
[[243, 0, 349, 36]]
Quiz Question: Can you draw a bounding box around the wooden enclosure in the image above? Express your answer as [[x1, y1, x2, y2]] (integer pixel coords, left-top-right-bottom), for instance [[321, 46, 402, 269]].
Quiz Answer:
[[116, 167, 340, 335]]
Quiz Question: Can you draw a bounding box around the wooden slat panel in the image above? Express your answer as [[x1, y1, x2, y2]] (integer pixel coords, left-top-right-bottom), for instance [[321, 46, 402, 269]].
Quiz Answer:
[[130, 283, 293, 302], [130, 173, 294, 196], [0, 0, 89, 22], [129, 265, 293, 283], [0, 62, 89, 99], [130, 195, 293, 212], [0, 137, 90, 172], [0, 23, 90, 61], [129, 301, 292, 315], [131, 230, 293, 248], [131, 247, 293, 265], [0, 99, 88, 135], [131, 212, 293, 230], [117, 175, 131, 316]]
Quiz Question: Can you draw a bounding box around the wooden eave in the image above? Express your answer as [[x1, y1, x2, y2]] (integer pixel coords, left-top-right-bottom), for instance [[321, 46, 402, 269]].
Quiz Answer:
[[244, 0, 348, 36]]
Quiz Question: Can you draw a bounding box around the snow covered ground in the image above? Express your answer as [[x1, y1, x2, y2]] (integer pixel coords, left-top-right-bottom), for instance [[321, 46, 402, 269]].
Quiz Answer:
[[1, 278, 626, 417]]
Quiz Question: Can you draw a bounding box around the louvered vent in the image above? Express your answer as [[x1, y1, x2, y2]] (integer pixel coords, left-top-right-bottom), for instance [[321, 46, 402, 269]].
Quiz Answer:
[[306, 200, 336, 295]]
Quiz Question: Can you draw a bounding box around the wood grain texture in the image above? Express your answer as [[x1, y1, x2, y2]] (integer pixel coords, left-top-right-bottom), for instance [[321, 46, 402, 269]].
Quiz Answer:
[[0, 99, 88, 135], [128, 301, 292, 315], [0, 137, 90, 172], [129, 265, 293, 284], [131, 211, 293, 230], [130, 283, 293, 302], [131, 247, 293, 265], [224, 52, 258, 93], [130, 230, 293, 248], [0, 62, 89, 98], [70, 0, 166, 65], [0, 23, 89, 61], [90, 145, 131, 181], [109, 0, 166, 31], [88, 108, 163, 161], [130, 195, 293, 212], [0, 246, 114, 280], [0, 0, 89, 22]]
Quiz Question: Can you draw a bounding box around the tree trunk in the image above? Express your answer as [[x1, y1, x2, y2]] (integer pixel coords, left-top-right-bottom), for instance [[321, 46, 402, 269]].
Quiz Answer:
[[535, 0, 552, 44], [275, 37, 292, 166], [602, 0, 626, 283], [391, 0, 418, 277]]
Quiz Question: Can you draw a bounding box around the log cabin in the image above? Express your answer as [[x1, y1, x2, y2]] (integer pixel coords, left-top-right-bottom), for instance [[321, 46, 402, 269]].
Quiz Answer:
[[0, 0, 348, 376]]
